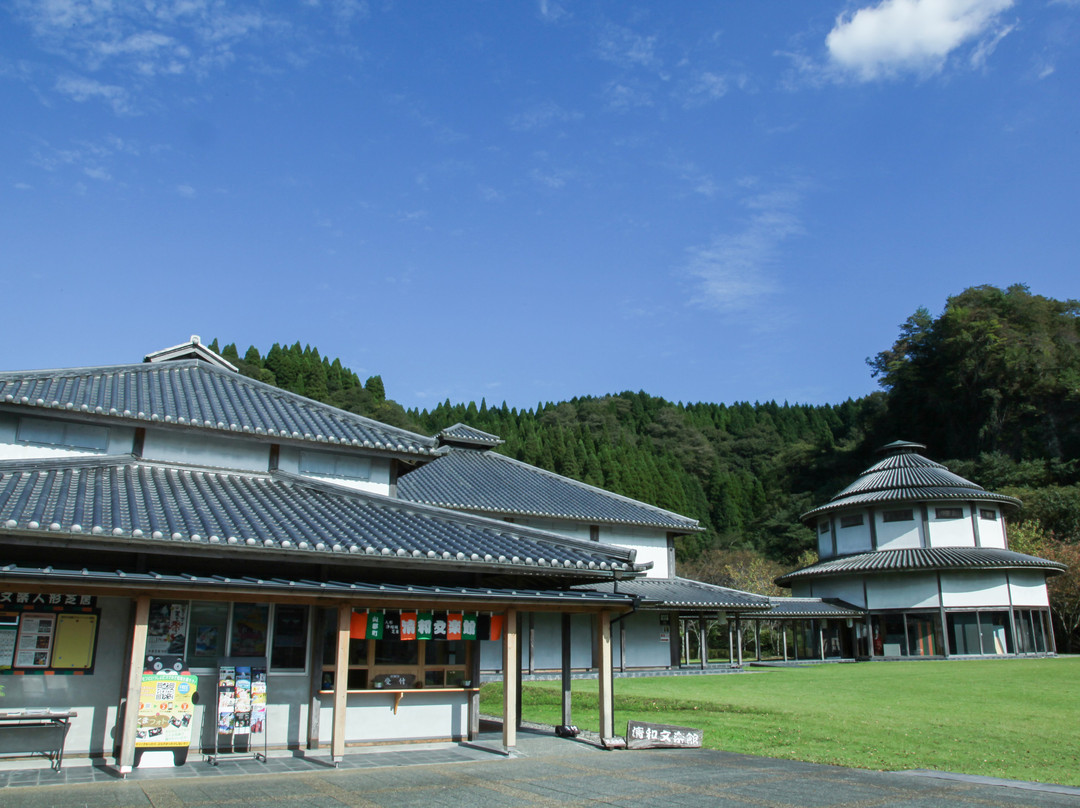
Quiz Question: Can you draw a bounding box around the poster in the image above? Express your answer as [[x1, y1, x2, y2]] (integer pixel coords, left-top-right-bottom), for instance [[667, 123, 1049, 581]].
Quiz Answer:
[[233, 667, 252, 737], [0, 625, 16, 668], [251, 670, 267, 735], [217, 666, 235, 733], [15, 613, 55, 668], [136, 672, 199, 748], [146, 602, 188, 656]]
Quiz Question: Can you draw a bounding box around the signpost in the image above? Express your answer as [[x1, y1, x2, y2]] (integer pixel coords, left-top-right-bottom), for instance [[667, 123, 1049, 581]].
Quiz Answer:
[[626, 720, 703, 750]]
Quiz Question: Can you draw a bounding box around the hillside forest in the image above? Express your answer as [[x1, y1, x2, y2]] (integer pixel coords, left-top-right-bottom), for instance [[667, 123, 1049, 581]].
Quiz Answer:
[[209, 284, 1080, 651]]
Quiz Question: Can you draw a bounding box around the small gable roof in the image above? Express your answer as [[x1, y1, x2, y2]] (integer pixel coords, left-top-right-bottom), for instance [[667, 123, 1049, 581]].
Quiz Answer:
[[397, 447, 702, 532], [0, 456, 643, 584], [144, 335, 238, 371], [437, 423, 504, 449], [0, 360, 437, 458]]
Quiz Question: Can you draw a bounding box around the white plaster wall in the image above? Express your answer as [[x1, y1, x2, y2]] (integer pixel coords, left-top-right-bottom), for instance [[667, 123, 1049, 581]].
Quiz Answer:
[[927, 502, 975, 548], [790, 581, 813, 598], [835, 511, 872, 556], [604, 527, 670, 578], [1008, 571, 1050, 607], [875, 512, 921, 551], [816, 522, 832, 558], [318, 691, 469, 743], [940, 571, 1010, 607], [866, 574, 940, 609], [617, 611, 671, 668], [805, 577, 866, 608], [483, 613, 594, 672], [142, 429, 269, 471], [979, 510, 1008, 549], [0, 597, 129, 756]]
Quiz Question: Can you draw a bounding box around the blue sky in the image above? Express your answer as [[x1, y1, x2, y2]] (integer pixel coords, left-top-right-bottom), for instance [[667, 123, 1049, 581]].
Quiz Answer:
[[2, 1, 1077, 413]]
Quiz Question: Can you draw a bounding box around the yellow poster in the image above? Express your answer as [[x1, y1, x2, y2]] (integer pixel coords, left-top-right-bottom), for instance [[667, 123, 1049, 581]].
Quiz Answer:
[[136, 672, 199, 748]]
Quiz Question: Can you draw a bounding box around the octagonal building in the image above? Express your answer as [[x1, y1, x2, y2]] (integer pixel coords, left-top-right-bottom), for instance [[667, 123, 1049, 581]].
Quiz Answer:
[[776, 441, 1064, 659]]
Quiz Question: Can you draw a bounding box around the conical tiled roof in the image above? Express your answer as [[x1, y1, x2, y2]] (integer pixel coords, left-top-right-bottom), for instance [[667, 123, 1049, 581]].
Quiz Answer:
[[800, 441, 1020, 522]]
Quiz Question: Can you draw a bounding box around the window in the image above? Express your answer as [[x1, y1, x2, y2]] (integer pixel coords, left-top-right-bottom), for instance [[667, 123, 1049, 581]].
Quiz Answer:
[[17, 416, 109, 451], [299, 451, 371, 480], [882, 509, 914, 523], [840, 514, 863, 528], [819, 521, 830, 534], [935, 507, 964, 519], [947, 611, 1012, 655], [589, 525, 600, 541], [176, 601, 308, 670], [980, 509, 998, 521], [321, 609, 472, 691]]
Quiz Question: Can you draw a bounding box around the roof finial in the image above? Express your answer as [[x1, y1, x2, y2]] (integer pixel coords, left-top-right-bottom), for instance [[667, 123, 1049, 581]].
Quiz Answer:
[[877, 440, 927, 455]]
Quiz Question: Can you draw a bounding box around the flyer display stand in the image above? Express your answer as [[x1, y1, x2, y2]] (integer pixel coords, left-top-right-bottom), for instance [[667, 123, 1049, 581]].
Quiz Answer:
[[204, 657, 267, 765]]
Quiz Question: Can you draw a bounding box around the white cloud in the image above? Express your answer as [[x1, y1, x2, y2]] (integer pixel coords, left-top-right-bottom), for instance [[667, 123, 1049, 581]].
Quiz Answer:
[[508, 101, 582, 131], [603, 80, 654, 111], [826, 0, 1015, 80], [54, 75, 133, 114], [684, 184, 805, 311], [597, 23, 659, 69], [176, 184, 196, 197], [538, 0, 569, 22]]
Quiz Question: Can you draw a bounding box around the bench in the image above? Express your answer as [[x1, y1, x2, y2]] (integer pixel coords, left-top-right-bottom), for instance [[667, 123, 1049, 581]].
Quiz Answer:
[[0, 709, 77, 771]]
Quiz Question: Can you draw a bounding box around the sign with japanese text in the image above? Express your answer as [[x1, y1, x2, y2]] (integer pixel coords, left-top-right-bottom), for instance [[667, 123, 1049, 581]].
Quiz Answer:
[[626, 720, 703, 750], [400, 612, 417, 641], [137, 672, 199, 748], [417, 611, 433, 640], [0, 592, 95, 610]]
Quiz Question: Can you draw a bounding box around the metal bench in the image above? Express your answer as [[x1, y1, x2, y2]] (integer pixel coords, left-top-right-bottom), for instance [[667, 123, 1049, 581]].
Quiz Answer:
[[0, 709, 77, 771]]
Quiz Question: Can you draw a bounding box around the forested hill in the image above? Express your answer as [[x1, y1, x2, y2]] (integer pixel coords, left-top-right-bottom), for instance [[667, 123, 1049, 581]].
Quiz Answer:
[[208, 284, 1080, 572]]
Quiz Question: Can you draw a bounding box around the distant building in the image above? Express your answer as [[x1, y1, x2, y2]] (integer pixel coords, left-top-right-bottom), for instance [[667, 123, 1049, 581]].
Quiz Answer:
[[776, 441, 1064, 658]]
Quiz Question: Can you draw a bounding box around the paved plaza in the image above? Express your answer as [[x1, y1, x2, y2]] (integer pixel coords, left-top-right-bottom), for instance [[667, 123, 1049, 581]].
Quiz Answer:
[[1, 729, 1078, 808]]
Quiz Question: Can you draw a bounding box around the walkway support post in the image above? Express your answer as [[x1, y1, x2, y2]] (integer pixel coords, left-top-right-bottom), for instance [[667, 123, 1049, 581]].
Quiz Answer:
[[502, 608, 518, 751], [561, 612, 572, 728], [698, 615, 707, 669], [598, 610, 614, 744], [118, 595, 150, 775], [331, 605, 351, 764]]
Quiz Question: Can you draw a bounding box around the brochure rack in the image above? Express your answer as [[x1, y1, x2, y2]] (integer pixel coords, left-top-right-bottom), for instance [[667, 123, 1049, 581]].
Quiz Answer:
[[204, 656, 268, 765]]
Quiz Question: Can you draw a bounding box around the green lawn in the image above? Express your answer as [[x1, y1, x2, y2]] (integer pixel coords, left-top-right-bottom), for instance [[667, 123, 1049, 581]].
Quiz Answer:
[[481, 658, 1080, 786]]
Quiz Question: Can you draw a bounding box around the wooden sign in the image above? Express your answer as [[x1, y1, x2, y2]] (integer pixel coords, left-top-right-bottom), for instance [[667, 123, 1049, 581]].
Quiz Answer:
[[626, 720, 703, 749]]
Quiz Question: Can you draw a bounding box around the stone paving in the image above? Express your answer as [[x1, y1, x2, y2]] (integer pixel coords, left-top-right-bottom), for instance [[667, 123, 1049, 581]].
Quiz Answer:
[[1, 730, 1078, 807]]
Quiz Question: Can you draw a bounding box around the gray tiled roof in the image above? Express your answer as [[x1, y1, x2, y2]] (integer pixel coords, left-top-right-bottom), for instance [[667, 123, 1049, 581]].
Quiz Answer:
[[0, 563, 635, 607], [398, 448, 702, 531], [437, 423, 504, 448], [775, 547, 1065, 586], [0, 456, 641, 578], [582, 577, 770, 610], [801, 442, 1020, 521], [0, 360, 436, 457], [763, 597, 864, 618]]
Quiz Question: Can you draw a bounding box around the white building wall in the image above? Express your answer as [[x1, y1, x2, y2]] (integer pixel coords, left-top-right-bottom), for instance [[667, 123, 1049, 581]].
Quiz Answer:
[[1008, 571, 1051, 607], [978, 508, 1008, 549], [617, 612, 672, 668], [142, 429, 269, 472], [866, 574, 940, 609], [804, 577, 867, 608], [927, 502, 975, 548], [940, 571, 1010, 607], [875, 511, 921, 551], [319, 691, 469, 743], [498, 519, 670, 579], [816, 521, 832, 558], [835, 511, 872, 556]]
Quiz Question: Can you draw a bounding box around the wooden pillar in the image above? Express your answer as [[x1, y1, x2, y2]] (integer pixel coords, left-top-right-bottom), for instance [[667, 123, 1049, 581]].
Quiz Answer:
[[819, 621, 826, 661], [468, 639, 482, 740], [597, 610, 614, 743], [561, 613, 572, 727], [698, 615, 706, 669], [307, 608, 324, 749], [118, 595, 150, 774], [735, 616, 743, 667], [755, 621, 762, 662], [728, 623, 734, 663], [331, 605, 351, 764], [515, 611, 523, 729], [527, 613, 535, 675], [502, 608, 518, 750], [782, 626, 788, 661], [619, 619, 626, 673]]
